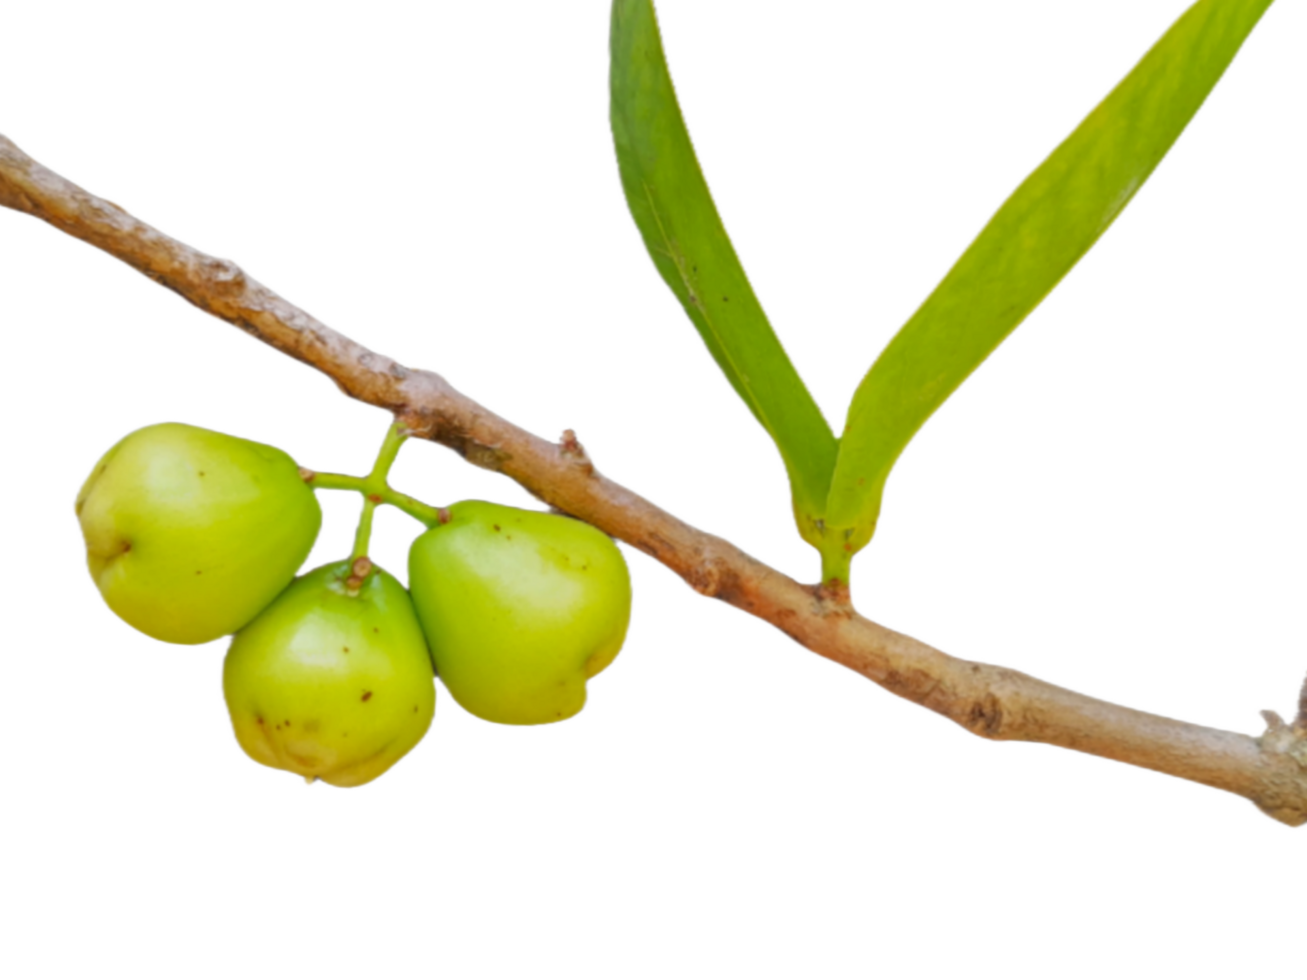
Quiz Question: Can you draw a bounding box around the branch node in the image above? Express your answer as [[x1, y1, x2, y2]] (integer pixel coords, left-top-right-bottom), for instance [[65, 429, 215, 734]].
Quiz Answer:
[[203, 256, 246, 288], [812, 579, 854, 616], [559, 428, 582, 454], [1262, 709, 1288, 734], [1259, 711, 1307, 770], [686, 556, 737, 600], [299, 467, 316, 483], [1296, 672, 1307, 733], [559, 428, 596, 475]]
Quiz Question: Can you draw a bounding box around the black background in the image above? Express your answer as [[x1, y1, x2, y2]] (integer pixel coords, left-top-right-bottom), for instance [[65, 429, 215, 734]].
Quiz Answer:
[[10, 0, 1296, 846]]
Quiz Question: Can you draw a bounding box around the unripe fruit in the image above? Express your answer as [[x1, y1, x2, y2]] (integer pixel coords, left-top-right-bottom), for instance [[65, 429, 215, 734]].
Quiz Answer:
[[76, 423, 322, 644], [408, 500, 632, 725], [223, 560, 436, 787]]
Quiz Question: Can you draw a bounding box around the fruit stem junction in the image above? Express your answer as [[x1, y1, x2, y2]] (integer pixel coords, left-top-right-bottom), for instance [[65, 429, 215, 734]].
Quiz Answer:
[[300, 420, 449, 567], [308, 469, 435, 513]]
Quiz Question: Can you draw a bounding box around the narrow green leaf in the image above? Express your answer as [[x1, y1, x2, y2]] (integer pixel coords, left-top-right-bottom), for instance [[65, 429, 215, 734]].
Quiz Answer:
[[610, 0, 838, 549], [826, 0, 1276, 566]]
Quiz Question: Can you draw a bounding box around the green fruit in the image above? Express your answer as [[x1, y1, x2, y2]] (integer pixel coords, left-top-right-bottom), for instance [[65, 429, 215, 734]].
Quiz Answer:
[[76, 422, 322, 645], [408, 500, 632, 725], [223, 559, 436, 787]]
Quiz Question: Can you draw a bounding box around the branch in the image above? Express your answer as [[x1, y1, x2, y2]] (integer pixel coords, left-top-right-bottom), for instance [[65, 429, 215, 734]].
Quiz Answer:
[[4, 132, 1306, 826]]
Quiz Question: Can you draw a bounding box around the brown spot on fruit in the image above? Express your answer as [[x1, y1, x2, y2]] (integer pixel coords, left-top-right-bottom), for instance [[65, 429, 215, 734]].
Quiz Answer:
[[361, 691, 373, 702]]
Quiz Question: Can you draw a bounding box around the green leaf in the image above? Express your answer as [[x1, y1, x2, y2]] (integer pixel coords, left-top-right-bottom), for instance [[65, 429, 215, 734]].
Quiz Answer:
[[825, 0, 1276, 572], [609, 0, 838, 551]]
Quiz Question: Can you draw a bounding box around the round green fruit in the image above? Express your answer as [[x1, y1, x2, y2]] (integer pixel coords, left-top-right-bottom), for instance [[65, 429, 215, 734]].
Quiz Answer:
[[76, 422, 322, 645], [408, 500, 632, 725], [223, 559, 436, 787]]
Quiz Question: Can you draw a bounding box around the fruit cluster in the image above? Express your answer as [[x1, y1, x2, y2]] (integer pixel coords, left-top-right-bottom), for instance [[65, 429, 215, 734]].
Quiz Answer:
[[76, 422, 632, 786]]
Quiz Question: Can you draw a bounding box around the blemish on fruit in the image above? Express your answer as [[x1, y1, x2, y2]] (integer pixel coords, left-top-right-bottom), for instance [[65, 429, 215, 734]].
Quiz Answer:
[[493, 524, 501, 532], [342, 646, 350, 653], [361, 690, 373, 702]]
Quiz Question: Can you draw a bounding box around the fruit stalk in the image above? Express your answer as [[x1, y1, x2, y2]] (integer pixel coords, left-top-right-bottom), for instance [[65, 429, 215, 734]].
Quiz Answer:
[[304, 423, 446, 545]]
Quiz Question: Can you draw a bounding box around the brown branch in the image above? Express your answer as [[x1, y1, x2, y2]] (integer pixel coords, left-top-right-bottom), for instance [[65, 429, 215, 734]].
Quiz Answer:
[[4, 131, 1306, 825]]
